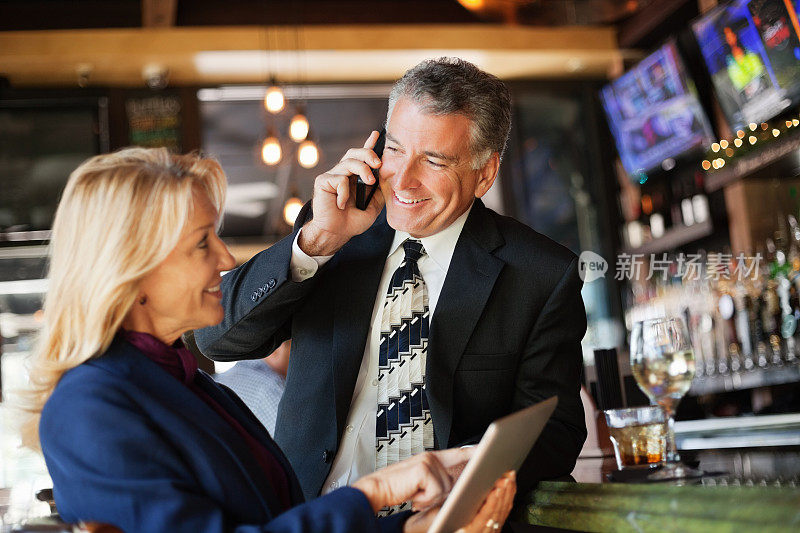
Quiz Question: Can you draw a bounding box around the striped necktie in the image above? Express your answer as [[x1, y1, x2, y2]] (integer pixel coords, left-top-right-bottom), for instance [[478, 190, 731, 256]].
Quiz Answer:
[[375, 239, 434, 514]]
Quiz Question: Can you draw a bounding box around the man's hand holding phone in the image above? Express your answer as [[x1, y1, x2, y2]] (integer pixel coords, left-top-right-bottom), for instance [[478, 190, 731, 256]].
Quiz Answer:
[[298, 130, 385, 257]]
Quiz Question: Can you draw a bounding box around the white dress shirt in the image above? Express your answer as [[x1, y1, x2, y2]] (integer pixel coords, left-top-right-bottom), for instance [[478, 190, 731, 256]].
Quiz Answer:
[[288, 208, 472, 493]]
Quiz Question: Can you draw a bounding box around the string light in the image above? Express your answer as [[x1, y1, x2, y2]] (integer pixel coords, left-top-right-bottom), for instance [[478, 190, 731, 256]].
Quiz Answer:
[[297, 140, 319, 168], [704, 114, 800, 172]]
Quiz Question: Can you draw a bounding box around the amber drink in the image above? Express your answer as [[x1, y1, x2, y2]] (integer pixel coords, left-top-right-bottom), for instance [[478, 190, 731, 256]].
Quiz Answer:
[[604, 406, 666, 470]]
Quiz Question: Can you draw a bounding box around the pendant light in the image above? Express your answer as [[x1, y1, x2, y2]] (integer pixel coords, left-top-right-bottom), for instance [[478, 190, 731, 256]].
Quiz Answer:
[[283, 193, 304, 225], [289, 107, 310, 142], [297, 139, 319, 169], [261, 132, 282, 165], [264, 82, 285, 114]]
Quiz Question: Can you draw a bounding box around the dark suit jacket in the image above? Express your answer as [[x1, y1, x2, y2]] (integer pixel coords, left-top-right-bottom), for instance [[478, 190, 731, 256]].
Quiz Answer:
[[39, 338, 408, 533], [195, 199, 587, 500]]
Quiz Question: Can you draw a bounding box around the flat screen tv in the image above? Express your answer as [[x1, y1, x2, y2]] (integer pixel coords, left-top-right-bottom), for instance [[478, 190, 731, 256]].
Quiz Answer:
[[692, 0, 800, 132], [0, 97, 109, 244], [600, 40, 716, 179]]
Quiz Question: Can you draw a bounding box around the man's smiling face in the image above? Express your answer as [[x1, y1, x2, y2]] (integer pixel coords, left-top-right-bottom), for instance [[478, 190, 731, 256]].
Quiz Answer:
[[379, 96, 497, 238]]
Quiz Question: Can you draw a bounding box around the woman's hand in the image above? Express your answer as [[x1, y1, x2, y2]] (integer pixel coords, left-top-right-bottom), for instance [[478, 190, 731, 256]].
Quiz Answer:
[[455, 471, 516, 533], [352, 447, 474, 512], [401, 471, 517, 533]]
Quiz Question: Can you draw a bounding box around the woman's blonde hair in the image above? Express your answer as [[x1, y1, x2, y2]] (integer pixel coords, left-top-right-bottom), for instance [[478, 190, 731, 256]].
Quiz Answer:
[[19, 147, 227, 449]]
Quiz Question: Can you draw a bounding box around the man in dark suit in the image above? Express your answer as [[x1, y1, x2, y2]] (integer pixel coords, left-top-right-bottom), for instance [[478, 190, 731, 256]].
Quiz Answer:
[[195, 57, 586, 503]]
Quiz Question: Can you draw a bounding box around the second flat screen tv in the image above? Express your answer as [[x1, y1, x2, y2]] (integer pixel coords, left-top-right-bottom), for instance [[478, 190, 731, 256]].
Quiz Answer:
[[600, 40, 715, 179], [692, 0, 800, 132]]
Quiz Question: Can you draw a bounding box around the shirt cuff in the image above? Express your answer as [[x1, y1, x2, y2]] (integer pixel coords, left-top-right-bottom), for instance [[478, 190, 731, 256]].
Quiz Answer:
[[290, 227, 334, 281]]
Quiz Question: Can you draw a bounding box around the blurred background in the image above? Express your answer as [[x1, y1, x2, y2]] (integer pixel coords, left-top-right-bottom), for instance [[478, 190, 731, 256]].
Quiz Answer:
[[3, 0, 800, 520]]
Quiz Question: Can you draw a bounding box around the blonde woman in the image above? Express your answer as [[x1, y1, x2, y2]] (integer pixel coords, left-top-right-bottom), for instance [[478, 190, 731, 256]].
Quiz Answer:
[[20, 148, 515, 533]]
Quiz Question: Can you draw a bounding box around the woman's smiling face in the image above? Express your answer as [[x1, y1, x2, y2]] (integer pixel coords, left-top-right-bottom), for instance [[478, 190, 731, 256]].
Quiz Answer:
[[126, 191, 235, 344]]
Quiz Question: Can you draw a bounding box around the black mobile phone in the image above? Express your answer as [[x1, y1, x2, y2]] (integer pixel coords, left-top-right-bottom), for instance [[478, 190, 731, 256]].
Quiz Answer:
[[356, 128, 385, 210]]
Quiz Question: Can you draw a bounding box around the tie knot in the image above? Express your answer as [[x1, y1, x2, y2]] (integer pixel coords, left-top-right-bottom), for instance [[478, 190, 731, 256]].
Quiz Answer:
[[402, 239, 425, 263]]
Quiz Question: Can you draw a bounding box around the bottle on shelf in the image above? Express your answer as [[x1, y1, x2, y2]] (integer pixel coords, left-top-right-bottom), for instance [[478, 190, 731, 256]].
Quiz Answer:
[[748, 268, 770, 369], [733, 278, 754, 369]]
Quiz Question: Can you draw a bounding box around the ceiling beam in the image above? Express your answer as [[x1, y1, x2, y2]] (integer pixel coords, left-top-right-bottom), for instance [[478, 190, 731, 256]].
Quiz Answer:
[[0, 25, 625, 87], [142, 0, 178, 28]]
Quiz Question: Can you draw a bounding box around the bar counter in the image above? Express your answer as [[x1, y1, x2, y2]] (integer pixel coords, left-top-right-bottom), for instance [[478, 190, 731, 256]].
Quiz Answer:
[[519, 448, 800, 532]]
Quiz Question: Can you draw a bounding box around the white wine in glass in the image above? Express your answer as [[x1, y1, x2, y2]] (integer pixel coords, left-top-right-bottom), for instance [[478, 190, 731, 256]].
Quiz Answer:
[[630, 317, 703, 480], [631, 349, 696, 406]]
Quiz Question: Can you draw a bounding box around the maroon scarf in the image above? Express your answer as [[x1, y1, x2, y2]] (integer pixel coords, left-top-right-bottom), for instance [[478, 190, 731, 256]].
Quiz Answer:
[[123, 330, 292, 511]]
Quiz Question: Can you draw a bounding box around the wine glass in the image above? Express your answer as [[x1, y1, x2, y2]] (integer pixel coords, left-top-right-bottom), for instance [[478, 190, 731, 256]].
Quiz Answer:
[[630, 316, 703, 480]]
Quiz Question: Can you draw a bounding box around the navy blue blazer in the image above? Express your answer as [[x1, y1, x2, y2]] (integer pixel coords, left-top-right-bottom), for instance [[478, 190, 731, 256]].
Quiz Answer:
[[196, 199, 587, 500], [39, 338, 408, 533]]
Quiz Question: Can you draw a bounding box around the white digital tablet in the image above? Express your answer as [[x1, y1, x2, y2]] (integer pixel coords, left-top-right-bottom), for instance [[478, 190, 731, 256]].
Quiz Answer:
[[427, 396, 558, 533]]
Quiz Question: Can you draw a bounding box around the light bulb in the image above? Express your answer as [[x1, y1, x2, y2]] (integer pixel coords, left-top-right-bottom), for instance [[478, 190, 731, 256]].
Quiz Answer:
[[289, 113, 310, 142], [298, 140, 319, 168], [458, 0, 485, 9], [261, 136, 282, 165], [283, 196, 304, 226], [264, 86, 285, 114]]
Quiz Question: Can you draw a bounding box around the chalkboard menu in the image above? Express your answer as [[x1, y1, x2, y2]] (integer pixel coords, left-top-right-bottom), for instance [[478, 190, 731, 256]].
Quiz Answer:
[[125, 94, 182, 151]]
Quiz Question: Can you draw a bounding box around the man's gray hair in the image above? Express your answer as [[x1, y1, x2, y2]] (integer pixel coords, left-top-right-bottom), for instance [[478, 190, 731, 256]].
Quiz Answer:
[[387, 57, 512, 170]]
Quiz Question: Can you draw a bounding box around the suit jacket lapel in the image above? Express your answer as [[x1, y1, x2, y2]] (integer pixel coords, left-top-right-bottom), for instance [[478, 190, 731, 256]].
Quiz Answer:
[[426, 200, 505, 448], [331, 210, 395, 434]]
